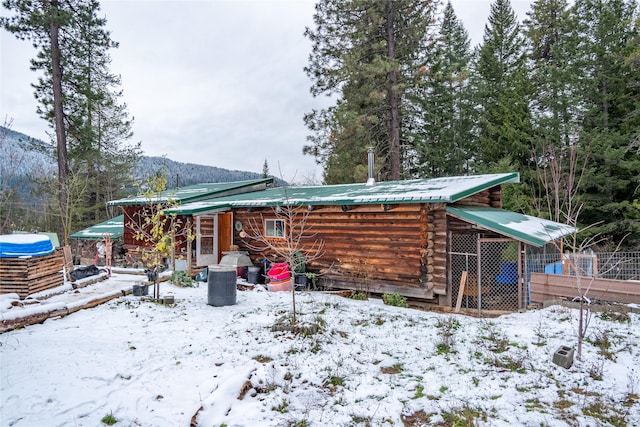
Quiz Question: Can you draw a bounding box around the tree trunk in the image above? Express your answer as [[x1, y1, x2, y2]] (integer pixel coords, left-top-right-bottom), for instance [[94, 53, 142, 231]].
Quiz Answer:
[[50, 1, 70, 245], [386, 0, 401, 180]]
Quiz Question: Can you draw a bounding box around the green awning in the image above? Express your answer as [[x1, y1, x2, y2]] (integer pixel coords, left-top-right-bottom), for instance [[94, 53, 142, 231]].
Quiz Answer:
[[446, 206, 576, 247], [70, 215, 124, 240]]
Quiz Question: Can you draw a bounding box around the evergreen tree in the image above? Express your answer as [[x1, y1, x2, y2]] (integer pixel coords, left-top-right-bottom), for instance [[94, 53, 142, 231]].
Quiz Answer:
[[473, 0, 534, 213], [570, 0, 640, 247], [524, 0, 583, 222], [304, 0, 436, 183], [410, 1, 475, 177], [2, 0, 140, 239], [262, 159, 270, 178], [64, 0, 139, 227], [2, 0, 71, 242]]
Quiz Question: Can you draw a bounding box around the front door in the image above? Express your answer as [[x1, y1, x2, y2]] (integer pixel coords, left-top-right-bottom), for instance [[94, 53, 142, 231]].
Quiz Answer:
[[195, 212, 233, 266]]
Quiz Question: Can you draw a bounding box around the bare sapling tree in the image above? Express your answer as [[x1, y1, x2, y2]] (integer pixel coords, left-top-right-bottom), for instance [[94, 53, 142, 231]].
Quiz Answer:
[[126, 172, 191, 299], [243, 190, 324, 326], [558, 226, 629, 361], [535, 136, 591, 360], [536, 140, 629, 360]]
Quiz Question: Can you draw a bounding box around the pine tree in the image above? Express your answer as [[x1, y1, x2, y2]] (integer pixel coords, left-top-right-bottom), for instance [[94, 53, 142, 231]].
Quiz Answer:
[[61, 0, 139, 227], [2, 0, 140, 239], [524, 0, 583, 222], [475, 0, 532, 167], [473, 0, 535, 213], [304, 0, 436, 183], [2, 0, 71, 241], [570, 0, 640, 247], [410, 1, 475, 177]]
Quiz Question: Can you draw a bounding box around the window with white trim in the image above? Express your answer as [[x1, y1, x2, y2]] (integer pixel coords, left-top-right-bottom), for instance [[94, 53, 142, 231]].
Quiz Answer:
[[265, 219, 285, 238]]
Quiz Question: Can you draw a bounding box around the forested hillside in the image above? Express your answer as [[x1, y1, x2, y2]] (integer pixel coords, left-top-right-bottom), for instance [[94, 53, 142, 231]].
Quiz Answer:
[[1, 126, 267, 194], [0, 125, 271, 234]]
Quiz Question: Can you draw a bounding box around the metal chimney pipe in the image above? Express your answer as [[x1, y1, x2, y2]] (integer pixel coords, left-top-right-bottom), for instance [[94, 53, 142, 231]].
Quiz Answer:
[[366, 146, 375, 186]]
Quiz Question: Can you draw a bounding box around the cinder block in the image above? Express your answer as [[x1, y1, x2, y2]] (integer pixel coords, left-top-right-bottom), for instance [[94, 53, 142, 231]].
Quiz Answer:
[[552, 345, 574, 369]]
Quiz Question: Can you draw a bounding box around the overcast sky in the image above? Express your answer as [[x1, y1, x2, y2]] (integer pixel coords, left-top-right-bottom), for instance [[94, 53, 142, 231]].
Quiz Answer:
[[0, 0, 534, 184]]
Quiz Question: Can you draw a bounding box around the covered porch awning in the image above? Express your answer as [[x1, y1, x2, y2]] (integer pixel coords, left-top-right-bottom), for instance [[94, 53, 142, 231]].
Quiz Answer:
[[70, 215, 124, 240], [446, 206, 576, 247]]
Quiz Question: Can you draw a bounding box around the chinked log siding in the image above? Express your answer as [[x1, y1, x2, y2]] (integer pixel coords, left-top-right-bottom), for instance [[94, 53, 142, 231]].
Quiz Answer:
[[233, 203, 447, 299]]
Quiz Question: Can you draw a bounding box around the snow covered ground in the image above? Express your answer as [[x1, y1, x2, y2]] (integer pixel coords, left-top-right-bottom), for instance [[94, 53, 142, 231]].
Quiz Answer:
[[1, 274, 639, 427]]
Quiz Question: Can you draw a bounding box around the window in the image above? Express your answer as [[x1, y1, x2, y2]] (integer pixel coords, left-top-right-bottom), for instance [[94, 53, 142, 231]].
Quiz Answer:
[[265, 219, 285, 238]]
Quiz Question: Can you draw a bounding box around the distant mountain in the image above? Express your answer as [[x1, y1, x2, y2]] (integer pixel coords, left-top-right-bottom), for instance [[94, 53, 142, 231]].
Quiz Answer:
[[0, 126, 277, 197], [137, 156, 267, 189]]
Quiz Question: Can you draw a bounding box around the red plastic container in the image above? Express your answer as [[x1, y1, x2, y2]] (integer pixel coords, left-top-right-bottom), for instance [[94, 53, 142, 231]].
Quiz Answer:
[[268, 263, 290, 281]]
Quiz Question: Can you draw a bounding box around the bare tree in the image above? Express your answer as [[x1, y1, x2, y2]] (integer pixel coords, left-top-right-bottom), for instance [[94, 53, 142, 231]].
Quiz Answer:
[[243, 193, 324, 325]]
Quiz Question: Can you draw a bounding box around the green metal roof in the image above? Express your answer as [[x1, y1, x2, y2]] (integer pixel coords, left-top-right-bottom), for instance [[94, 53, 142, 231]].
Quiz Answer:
[[70, 215, 124, 240], [167, 173, 520, 215], [446, 206, 576, 247], [107, 178, 273, 206]]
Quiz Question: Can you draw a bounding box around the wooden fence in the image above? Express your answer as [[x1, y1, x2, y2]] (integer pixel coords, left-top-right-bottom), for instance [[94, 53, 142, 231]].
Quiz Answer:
[[530, 272, 640, 305]]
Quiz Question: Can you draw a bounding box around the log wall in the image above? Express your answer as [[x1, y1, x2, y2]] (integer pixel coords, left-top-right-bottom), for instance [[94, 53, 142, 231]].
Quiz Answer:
[[233, 203, 447, 300], [0, 248, 65, 299]]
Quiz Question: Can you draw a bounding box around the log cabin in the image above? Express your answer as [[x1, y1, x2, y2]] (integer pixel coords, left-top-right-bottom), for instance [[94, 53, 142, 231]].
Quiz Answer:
[[106, 178, 273, 267], [160, 172, 576, 311]]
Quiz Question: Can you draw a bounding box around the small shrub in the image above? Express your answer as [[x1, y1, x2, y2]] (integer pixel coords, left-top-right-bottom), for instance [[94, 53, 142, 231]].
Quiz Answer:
[[487, 352, 528, 374], [350, 291, 368, 300], [588, 358, 605, 381], [171, 270, 195, 287], [599, 310, 630, 323], [272, 400, 289, 413], [382, 292, 408, 308], [324, 375, 345, 387], [533, 316, 547, 346], [588, 330, 616, 361], [441, 404, 487, 426], [477, 322, 510, 353], [350, 415, 372, 425], [435, 317, 460, 355], [101, 412, 117, 425], [305, 272, 318, 290], [412, 384, 425, 399]]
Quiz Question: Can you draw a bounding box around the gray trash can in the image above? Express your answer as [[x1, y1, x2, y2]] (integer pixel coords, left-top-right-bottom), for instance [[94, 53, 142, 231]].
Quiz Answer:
[[247, 266, 261, 284], [208, 265, 237, 307]]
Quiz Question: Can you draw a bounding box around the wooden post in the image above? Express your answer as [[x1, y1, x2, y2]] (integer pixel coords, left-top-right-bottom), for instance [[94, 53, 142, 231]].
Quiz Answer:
[[454, 271, 467, 313], [186, 219, 192, 276], [170, 230, 176, 271]]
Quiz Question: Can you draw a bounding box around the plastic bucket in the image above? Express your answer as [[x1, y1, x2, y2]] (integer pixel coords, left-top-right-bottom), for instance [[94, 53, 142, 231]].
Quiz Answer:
[[132, 283, 148, 296], [247, 266, 261, 284], [207, 265, 237, 307]]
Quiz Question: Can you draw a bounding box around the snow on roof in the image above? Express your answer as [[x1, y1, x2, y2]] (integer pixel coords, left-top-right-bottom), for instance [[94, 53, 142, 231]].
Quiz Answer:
[[107, 178, 273, 206], [70, 215, 124, 240], [447, 206, 577, 247], [169, 173, 520, 215]]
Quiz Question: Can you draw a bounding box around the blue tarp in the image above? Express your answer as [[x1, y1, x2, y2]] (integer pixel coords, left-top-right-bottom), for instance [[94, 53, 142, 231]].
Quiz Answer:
[[0, 234, 55, 258]]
